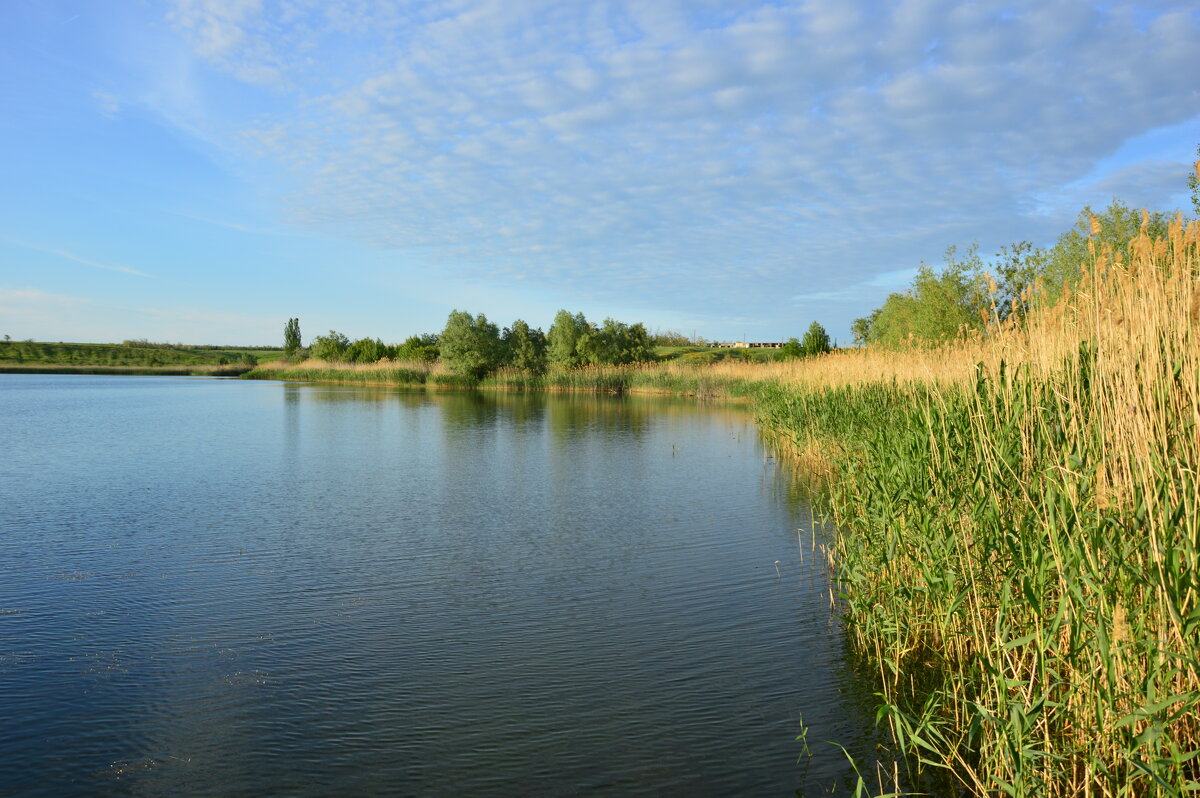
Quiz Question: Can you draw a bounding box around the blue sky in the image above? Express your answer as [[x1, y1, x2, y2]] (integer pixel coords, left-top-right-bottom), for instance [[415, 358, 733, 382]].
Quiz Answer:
[[1, 0, 1198, 346]]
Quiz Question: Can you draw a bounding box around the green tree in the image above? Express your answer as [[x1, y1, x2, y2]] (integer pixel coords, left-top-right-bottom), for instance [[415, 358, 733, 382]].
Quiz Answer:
[[283, 317, 301, 357], [547, 310, 590, 368], [850, 309, 879, 347], [440, 310, 502, 378], [345, 337, 390, 363], [577, 318, 656, 365], [310, 330, 350, 361], [1040, 200, 1172, 306], [502, 320, 548, 373], [985, 241, 1046, 324], [779, 337, 803, 358], [868, 246, 986, 346], [395, 334, 439, 362], [800, 321, 831, 357]]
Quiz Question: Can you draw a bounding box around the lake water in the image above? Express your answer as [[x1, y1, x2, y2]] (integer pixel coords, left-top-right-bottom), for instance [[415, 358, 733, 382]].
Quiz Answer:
[[0, 375, 883, 796]]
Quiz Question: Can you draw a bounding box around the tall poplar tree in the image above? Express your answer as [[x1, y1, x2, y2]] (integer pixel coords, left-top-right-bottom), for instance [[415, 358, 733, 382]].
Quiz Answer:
[[283, 317, 302, 357]]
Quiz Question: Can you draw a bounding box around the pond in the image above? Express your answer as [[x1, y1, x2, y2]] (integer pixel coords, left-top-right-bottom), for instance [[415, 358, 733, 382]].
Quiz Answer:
[[0, 375, 883, 795]]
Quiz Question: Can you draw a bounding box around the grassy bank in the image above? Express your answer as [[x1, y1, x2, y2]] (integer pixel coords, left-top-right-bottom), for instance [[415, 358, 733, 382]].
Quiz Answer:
[[0, 363, 256, 376], [0, 340, 282, 369], [754, 218, 1200, 794]]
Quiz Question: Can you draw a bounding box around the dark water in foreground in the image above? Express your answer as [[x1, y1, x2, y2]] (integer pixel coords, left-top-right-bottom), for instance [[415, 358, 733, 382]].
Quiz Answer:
[[0, 375, 882, 796]]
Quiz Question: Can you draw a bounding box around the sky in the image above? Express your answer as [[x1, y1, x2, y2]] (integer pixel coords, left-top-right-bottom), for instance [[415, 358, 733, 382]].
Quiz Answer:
[[1, 0, 1198, 346]]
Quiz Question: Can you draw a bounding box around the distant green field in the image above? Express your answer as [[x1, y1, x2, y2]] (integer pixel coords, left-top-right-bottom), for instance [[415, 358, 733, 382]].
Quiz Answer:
[[0, 340, 284, 369]]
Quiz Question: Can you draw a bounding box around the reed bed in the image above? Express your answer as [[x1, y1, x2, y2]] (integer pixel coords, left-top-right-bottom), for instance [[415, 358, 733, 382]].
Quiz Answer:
[[243, 357, 443, 386], [756, 216, 1200, 795], [246, 355, 775, 396]]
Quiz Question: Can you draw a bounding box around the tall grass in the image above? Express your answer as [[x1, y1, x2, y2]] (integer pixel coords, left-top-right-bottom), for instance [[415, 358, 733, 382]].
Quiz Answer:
[[243, 357, 440, 385], [756, 216, 1200, 795], [246, 356, 775, 397]]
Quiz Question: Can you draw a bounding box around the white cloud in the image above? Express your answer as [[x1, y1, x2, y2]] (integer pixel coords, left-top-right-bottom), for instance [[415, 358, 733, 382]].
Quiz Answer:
[[166, 0, 285, 85], [1, 237, 151, 277], [91, 90, 121, 118], [791, 266, 922, 304], [157, 0, 1200, 335], [0, 287, 89, 311], [1082, 160, 1197, 210]]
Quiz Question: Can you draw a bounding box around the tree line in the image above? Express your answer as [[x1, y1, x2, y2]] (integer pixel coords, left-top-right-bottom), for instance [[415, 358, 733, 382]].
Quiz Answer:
[[283, 308, 836, 378], [283, 309, 661, 378]]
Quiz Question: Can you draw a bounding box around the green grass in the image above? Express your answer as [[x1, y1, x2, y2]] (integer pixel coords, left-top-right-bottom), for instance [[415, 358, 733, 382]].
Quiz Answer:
[[0, 340, 283, 369], [0, 364, 254, 376]]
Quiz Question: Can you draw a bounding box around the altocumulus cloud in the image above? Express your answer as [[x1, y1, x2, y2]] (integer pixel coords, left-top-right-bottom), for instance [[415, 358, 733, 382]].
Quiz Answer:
[[166, 0, 1200, 330]]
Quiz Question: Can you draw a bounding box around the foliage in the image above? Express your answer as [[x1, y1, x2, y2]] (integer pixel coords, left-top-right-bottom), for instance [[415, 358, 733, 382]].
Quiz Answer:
[[852, 197, 1182, 349], [439, 310, 503, 378], [309, 330, 350, 362], [1039, 199, 1172, 306], [800, 321, 831, 357], [850, 309, 878, 346], [577, 318, 655, 366], [982, 241, 1045, 323], [547, 310, 589, 368], [651, 329, 693, 346], [502, 320, 547, 374], [283, 317, 302, 357], [867, 245, 986, 347], [395, 333, 439, 363], [343, 337, 392, 363], [779, 337, 803, 359]]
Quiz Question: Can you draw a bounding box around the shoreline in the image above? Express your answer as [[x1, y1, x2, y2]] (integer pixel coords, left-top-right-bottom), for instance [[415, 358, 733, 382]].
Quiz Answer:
[[0, 364, 256, 377]]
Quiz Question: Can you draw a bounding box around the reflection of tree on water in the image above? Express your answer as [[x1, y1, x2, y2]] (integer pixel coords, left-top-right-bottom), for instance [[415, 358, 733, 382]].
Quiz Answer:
[[280, 383, 749, 440], [288, 383, 430, 408], [543, 393, 748, 444], [434, 390, 550, 434], [545, 394, 652, 443]]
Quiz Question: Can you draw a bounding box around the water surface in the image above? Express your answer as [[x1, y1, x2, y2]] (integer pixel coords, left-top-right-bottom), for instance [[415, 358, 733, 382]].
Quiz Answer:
[[0, 375, 881, 796]]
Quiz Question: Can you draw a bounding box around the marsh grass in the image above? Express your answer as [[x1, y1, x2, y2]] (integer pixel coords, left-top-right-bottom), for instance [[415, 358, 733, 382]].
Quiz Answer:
[[246, 355, 774, 397], [755, 216, 1200, 795], [243, 358, 439, 385]]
